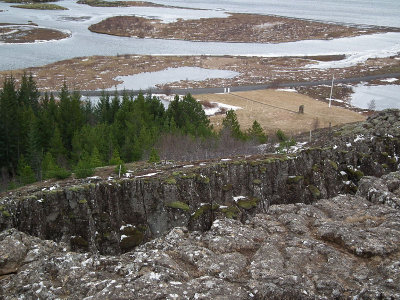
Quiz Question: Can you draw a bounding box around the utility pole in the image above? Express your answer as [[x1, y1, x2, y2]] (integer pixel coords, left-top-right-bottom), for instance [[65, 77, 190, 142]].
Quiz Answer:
[[329, 75, 334, 108]]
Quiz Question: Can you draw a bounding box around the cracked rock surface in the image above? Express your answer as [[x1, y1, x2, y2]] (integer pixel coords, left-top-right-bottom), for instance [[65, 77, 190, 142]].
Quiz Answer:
[[2, 173, 400, 299]]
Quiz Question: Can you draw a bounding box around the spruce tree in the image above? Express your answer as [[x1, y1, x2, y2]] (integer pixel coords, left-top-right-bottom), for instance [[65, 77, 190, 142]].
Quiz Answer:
[[222, 109, 246, 140], [74, 151, 94, 178], [0, 76, 19, 172], [17, 155, 36, 185], [90, 146, 102, 168], [248, 120, 267, 144], [148, 147, 160, 163]]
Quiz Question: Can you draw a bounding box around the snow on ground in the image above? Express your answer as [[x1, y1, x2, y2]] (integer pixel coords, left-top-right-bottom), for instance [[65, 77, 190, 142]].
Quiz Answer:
[[203, 102, 242, 116], [276, 88, 297, 93], [135, 172, 160, 178], [233, 196, 246, 202], [380, 78, 399, 83]]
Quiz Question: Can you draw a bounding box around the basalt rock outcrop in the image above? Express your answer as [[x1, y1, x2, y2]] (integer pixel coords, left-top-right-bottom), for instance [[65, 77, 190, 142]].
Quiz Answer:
[[0, 110, 400, 255], [1, 172, 400, 299]]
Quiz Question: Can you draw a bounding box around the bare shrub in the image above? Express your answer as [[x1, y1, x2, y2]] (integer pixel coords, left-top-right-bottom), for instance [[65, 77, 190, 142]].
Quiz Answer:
[[156, 131, 261, 162], [368, 99, 376, 111], [162, 85, 172, 96], [198, 100, 217, 109]]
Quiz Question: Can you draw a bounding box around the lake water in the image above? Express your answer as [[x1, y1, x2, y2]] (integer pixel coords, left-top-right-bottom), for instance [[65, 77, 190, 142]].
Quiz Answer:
[[109, 67, 239, 90], [351, 84, 400, 110], [1, 0, 400, 71], [1, 0, 399, 109]]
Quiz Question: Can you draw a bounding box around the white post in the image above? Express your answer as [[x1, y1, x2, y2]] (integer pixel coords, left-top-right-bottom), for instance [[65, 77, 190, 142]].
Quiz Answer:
[[329, 75, 334, 108], [309, 130, 312, 142], [228, 87, 230, 93]]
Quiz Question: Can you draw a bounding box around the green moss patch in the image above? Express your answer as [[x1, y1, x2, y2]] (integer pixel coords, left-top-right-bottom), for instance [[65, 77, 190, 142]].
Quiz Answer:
[[346, 167, 364, 181], [308, 185, 321, 199], [253, 179, 262, 185], [120, 225, 146, 250], [237, 197, 259, 210], [180, 173, 196, 179], [165, 201, 190, 211], [328, 160, 338, 170], [78, 199, 88, 204], [196, 174, 210, 184], [165, 177, 177, 185], [192, 203, 219, 220], [287, 176, 304, 184], [2, 210, 11, 217], [220, 206, 240, 219]]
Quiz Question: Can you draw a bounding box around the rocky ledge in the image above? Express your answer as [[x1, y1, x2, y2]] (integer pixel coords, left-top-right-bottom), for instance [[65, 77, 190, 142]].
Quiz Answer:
[[1, 172, 400, 299]]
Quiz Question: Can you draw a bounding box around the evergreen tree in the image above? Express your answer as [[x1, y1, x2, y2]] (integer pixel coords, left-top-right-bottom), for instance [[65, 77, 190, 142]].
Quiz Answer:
[[148, 147, 160, 163], [17, 155, 36, 185], [248, 120, 267, 144], [0, 76, 19, 172], [109, 149, 126, 176], [49, 126, 68, 167], [90, 146, 102, 168], [26, 113, 42, 180], [42, 152, 71, 180], [222, 109, 246, 140], [18, 72, 39, 113], [74, 151, 94, 178]]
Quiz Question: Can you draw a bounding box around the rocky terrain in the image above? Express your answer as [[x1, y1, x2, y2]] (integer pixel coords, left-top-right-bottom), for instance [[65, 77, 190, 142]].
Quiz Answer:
[[0, 23, 70, 43], [2, 53, 398, 93], [88, 13, 386, 44], [1, 109, 400, 298], [1, 173, 400, 299]]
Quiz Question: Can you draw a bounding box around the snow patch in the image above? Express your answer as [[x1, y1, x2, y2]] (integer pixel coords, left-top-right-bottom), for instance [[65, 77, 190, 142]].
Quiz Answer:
[[233, 196, 246, 202]]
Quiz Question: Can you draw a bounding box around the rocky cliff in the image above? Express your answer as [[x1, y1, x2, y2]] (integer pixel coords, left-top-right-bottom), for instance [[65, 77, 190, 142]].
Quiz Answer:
[[1, 110, 400, 299], [1, 110, 400, 255], [1, 171, 400, 299]]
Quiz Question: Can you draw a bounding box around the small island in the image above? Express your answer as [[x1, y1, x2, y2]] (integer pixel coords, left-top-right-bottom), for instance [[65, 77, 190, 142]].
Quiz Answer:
[[11, 3, 68, 10], [88, 13, 390, 44], [0, 23, 70, 43]]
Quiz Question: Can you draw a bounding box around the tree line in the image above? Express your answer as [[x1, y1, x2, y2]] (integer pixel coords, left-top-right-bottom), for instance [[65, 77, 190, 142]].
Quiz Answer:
[[0, 74, 268, 190]]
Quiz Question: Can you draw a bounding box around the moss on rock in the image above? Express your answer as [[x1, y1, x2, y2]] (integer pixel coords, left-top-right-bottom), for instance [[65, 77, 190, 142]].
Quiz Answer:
[[287, 176, 304, 184], [237, 197, 259, 210], [328, 160, 338, 170], [165, 201, 190, 211], [308, 185, 321, 199], [253, 179, 262, 185], [220, 206, 240, 219], [165, 177, 177, 185]]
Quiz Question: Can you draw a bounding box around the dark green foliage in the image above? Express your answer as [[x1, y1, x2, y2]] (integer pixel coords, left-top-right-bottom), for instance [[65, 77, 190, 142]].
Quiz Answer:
[[74, 152, 95, 178], [109, 149, 126, 175], [90, 147, 103, 168], [148, 147, 160, 163], [248, 120, 267, 144], [0, 76, 266, 190], [275, 129, 296, 153], [42, 152, 71, 180], [166, 94, 212, 137], [276, 129, 287, 142], [222, 109, 246, 140], [17, 155, 36, 185]]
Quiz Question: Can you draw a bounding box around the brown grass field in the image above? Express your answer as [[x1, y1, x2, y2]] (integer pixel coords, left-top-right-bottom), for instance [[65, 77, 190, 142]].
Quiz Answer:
[[197, 89, 366, 136]]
